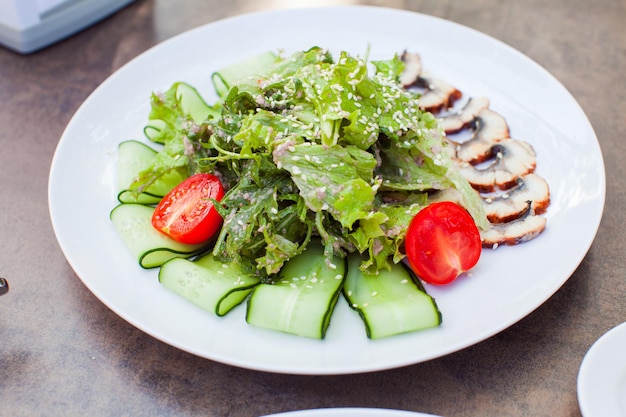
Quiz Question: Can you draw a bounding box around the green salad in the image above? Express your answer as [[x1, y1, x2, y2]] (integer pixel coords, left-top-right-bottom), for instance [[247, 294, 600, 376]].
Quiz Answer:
[[112, 47, 488, 339], [126, 46, 485, 278]]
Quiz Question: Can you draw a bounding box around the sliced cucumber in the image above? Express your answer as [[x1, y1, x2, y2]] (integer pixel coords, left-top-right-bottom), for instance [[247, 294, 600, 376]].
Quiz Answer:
[[110, 203, 207, 268], [116, 140, 186, 204], [117, 140, 157, 192], [344, 255, 442, 339], [143, 119, 167, 143], [175, 82, 218, 124], [246, 241, 345, 339], [159, 254, 260, 316], [211, 51, 278, 97]]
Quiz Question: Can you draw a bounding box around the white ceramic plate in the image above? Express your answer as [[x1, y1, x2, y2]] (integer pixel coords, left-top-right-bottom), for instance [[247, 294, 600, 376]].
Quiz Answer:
[[48, 6, 605, 374], [261, 408, 440, 417], [578, 322, 626, 417]]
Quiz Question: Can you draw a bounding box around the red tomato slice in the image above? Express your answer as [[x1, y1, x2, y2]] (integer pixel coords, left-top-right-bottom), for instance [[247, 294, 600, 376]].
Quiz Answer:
[[405, 201, 481, 285], [151, 173, 224, 245]]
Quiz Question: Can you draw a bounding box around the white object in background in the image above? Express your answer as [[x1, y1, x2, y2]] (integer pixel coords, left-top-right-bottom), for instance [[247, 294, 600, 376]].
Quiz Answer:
[[578, 322, 626, 417], [0, 0, 134, 54]]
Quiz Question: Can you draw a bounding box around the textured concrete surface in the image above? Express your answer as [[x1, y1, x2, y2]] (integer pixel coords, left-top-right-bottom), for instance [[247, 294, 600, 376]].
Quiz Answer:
[[0, 0, 624, 416]]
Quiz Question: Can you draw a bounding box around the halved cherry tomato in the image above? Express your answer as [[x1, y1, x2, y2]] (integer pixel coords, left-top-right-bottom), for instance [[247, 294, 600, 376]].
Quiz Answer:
[[151, 173, 225, 244], [405, 201, 481, 285]]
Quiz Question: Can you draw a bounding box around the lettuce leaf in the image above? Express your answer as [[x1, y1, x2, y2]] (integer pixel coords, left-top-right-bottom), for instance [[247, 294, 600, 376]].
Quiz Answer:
[[273, 141, 378, 228]]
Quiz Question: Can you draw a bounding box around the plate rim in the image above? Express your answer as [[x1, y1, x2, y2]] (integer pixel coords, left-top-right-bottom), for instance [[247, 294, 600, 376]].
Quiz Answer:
[[577, 322, 626, 417], [260, 407, 441, 417]]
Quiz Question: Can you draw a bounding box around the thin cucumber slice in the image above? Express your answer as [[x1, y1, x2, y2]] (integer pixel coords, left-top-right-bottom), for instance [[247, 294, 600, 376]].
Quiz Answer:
[[143, 119, 167, 144], [176, 82, 218, 124], [117, 140, 157, 192], [110, 203, 207, 268], [159, 254, 260, 316], [211, 51, 278, 97], [344, 255, 442, 339], [246, 242, 345, 339], [116, 140, 186, 204]]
